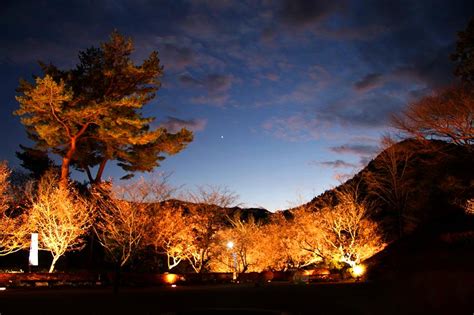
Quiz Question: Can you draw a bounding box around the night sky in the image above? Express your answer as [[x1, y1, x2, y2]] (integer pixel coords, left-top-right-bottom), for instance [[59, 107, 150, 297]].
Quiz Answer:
[[0, 0, 472, 211]]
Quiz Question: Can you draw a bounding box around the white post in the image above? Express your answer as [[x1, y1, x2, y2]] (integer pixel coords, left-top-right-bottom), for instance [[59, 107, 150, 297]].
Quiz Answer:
[[29, 233, 39, 267]]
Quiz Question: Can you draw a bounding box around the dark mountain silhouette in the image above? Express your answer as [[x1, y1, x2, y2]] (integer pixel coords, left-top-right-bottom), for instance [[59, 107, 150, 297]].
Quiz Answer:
[[301, 139, 473, 238], [157, 199, 272, 224]]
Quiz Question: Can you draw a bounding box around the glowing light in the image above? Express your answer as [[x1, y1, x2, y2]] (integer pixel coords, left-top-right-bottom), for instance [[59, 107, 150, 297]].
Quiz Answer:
[[226, 241, 234, 249], [163, 273, 179, 284], [171, 284, 177, 288], [0, 287, 6, 291], [351, 264, 366, 278]]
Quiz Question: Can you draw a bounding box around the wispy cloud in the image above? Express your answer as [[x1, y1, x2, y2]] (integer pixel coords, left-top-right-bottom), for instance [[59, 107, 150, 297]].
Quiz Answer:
[[161, 116, 207, 133], [353, 73, 385, 92], [313, 159, 357, 169], [329, 143, 379, 168], [179, 73, 234, 107], [330, 144, 378, 156], [279, 0, 344, 27], [160, 43, 196, 70], [262, 114, 327, 142], [190, 94, 230, 107], [179, 73, 233, 92]]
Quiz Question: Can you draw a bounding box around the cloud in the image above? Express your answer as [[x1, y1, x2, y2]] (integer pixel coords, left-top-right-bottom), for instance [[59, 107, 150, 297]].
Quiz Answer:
[[188, 0, 235, 10], [276, 0, 386, 41], [330, 144, 378, 156], [190, 94, 229, 107], [312, 24, 387, 41], [255, 79, 328, 108], [160, 43, 196, 71], [315, 160, 357, 169], [261, 27, 277, 43], [179, 73, 233, 106], [161, 117, 207, 133], [180, 14, 220, 39], [328, 143, 378, 168], [352, 1, 474, 90], [262, 114, 321, 142], [280, 0, 343, 26], [179, 73, 233, 93], [179, 74, 201, 85], [205, 74, 233, 93], [262, 73, 279, 81], [390, 46, 454, 89], [353, 73, 384, 92], [319, 93, 406, 128]]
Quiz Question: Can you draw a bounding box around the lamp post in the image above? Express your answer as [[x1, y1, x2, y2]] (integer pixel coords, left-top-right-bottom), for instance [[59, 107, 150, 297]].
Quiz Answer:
[[226, 241, 237, 281]]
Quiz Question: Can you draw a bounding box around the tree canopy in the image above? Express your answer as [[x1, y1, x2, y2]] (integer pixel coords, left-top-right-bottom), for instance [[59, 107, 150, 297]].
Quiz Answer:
[[392, 85, 474, 146], [15, 31, 193, 185], [16, 145, 58, 179]]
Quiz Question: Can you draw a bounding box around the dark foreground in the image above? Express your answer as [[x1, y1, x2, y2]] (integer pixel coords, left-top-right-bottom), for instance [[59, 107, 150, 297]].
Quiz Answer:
[[0, 278, 472, 315]]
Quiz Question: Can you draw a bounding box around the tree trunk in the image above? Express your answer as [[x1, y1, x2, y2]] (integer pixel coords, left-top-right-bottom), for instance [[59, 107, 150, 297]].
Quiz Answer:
[[113, 262, 121, 295], [49, 255, 60, 273], [83, 165, 94, 184], [60, 138, 77, 187], [94, 159, 108, 184]]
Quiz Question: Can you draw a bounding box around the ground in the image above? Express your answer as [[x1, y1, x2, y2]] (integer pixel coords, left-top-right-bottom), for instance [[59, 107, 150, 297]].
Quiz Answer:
[[0, 280, 472, 315]]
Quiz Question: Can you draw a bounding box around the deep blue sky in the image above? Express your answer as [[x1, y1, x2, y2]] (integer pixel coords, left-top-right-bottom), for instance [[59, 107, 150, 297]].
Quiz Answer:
[[0, 0, 472, 210]]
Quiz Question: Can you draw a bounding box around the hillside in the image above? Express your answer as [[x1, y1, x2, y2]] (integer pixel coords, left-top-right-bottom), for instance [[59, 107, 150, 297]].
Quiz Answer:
[[303, 139, 473, 239], [157, 199, 272, 224]]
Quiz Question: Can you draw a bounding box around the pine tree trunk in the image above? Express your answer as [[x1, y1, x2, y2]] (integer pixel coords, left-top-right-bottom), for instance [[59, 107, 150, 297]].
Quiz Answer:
[[94, 159, 108, 184], [60, 138, 77, 187]]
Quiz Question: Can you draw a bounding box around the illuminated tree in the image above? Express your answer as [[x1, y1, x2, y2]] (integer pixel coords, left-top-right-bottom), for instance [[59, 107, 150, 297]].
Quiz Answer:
[[15, 32, 193, 186], [145, 198, 193, 271], [185, 186, 238, 273], [92, 183, 151, 268], [257, 215, 295, 271], [27, 172, 93, 272], [392, 85, 474, 146], [318, 186, 385, 267], [0, 162, 29, 256], [289, 206, 328, 267], [245, 212, 321, 272], [210, 214, 265, 273], [15, 76, 84, 187], [93, 175, 181, 279]]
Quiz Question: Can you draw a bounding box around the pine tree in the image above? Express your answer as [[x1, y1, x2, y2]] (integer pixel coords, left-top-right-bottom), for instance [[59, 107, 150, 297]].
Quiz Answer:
[[15, 32, 193, 185], [16, 145, 58, 179]]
